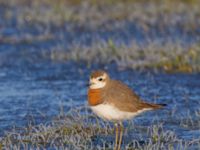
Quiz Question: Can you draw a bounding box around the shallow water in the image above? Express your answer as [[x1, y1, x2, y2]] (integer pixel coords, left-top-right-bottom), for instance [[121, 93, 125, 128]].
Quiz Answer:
[[0, 59, 199, 141], [0, 8, 200, 148]]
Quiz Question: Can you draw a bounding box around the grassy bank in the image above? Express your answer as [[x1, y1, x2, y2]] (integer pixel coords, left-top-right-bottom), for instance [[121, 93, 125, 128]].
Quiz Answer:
[[1, 0, 200, 73], [1, 0, 200, 29], [50, 40, 200, 73]]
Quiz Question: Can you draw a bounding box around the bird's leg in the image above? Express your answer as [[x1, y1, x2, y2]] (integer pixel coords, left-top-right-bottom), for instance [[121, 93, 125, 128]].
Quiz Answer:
[[117, 122, 123, 150], [114, 123, 119, 150]]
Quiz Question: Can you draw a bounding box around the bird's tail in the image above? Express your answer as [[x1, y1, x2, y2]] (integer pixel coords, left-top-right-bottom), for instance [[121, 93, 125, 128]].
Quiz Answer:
[[145, 103, 167, 109]]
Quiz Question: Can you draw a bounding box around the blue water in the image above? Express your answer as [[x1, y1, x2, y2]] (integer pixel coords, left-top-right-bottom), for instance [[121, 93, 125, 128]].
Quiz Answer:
[[0, 60, 199, 141]]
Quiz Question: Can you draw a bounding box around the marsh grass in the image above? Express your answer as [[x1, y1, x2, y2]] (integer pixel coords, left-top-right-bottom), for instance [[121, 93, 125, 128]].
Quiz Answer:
[[1, 0, 200, 29], [50, 40, 200, 73], [0, 106, 199, 149], [1, 0, 200, 73]]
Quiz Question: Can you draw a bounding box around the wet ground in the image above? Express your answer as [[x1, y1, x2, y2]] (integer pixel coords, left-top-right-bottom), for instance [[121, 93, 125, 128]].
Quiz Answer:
[[0, 5, 200, 148], [0, 58, 200, 142]]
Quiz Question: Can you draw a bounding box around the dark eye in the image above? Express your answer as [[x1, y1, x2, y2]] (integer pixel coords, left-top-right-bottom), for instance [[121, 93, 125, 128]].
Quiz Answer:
[[98, 78, 103, 81]]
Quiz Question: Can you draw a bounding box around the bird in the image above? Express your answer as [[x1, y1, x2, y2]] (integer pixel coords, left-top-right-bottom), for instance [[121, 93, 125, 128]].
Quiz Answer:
[[87, 70, 166, 150]]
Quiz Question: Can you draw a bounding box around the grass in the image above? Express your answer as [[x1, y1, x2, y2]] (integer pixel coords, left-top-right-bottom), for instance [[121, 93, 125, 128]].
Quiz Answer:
[[0, 106, 199, 149], [1, 0, 200, 29], [1, 0, 200, 72], [50, 40, 200, 73]]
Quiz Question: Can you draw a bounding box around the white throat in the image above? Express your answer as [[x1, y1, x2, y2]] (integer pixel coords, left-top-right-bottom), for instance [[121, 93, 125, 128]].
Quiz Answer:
[[90, 82, 106, 89]]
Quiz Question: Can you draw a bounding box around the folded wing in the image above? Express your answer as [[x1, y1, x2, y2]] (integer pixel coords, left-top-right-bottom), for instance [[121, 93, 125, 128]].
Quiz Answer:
[[102, 80, 164, 112]]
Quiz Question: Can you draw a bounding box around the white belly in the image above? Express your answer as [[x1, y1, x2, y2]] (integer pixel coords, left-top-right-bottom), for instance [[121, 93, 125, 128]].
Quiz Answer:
[[90, 104, 150, 121]]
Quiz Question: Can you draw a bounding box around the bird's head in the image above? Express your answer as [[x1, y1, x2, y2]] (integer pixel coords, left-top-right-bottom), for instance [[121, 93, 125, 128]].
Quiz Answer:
[[89, 70, 110, 89]]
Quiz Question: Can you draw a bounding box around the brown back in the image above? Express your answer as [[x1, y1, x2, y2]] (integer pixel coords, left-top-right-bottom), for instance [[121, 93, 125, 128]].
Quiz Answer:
[[100, 80, 164, 112]]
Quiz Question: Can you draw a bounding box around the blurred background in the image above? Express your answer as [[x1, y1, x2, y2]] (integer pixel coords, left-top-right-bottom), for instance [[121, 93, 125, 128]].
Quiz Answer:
[[0, 0, 199, 149], [0, 0, 200, 71]]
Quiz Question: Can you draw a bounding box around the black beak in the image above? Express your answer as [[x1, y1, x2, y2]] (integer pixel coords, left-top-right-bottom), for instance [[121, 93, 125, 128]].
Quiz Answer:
[[85, 83, 91, 87]]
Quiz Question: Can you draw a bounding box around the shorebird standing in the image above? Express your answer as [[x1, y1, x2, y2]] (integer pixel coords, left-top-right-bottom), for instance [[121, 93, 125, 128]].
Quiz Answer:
[[87, 70, 166, 150]]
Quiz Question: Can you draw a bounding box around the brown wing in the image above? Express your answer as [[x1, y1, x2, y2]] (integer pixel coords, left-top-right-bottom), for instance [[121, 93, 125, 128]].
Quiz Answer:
[[102, 80, 163, 112]]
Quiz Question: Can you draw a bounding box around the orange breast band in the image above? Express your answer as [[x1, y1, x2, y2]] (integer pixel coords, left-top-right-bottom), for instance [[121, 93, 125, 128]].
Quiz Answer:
[[88, 89, 102, 106]]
